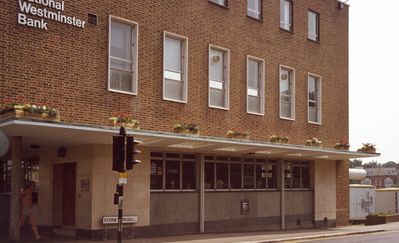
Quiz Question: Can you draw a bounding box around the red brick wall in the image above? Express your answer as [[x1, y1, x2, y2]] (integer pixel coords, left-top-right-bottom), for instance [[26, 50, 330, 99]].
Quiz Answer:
[[336, 160, 349, 226], [1, 0, 349, 147]]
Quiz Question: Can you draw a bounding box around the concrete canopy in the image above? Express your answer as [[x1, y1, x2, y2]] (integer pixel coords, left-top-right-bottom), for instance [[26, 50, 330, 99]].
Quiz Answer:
[[0, 119, 379, 160]]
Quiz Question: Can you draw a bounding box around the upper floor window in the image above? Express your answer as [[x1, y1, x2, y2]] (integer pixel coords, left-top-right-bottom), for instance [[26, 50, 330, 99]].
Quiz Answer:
[[308, 74, 322, 124], [109, 17, 138, 94], [279, 65, 295, 120], [209, 0, 227, 7], [280, 0, 293, 31], [163, 32, 188, 103], [247, 0, 262, 20], [308, 10, 320, 42], [247, 56, 265, 115], [209, 45, 230, 110]]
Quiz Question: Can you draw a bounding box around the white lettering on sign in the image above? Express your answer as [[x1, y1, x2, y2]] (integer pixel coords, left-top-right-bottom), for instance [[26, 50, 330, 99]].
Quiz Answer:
[[17, 0, 86, 31], [102, 216, 138, 224]]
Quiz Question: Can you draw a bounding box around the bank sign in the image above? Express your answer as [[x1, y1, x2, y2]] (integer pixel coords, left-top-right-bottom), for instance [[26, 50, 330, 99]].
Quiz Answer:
[[17, 0, 86, 30]]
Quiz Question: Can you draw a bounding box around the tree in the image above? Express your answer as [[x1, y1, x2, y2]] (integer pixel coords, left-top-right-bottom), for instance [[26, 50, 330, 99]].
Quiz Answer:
[[349, 159, 363, 168], [382, 161, 397, 168], [363, 161, 380, 168]]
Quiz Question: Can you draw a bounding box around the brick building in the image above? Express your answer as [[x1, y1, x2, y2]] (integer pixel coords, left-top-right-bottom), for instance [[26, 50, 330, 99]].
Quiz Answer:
[[0, 0, 379, 240], [364, 167, 399, 188]]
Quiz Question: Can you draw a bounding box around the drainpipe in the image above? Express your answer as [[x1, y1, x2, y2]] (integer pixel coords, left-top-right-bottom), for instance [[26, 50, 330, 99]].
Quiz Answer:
[[279, 159, 285, 230], [200, 154, 205, 233]]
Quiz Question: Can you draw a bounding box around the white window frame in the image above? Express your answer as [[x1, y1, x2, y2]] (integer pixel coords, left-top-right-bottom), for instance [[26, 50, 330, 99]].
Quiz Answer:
[[246, 55, 265, 116], [208, 44, 230, 110], [163, 31, 188, 103], [279, 65, 295, 120], [209, 0, 227, 7], [108, 16, 139, 95], [307, 73, 322, 125], [247, 0, 262, 20], [280, 0, 293, 31], [308, 10, 319, 42]]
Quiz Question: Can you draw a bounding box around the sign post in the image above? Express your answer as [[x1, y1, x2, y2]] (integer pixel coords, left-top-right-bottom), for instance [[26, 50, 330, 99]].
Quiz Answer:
[[112, 127, 141, 243]]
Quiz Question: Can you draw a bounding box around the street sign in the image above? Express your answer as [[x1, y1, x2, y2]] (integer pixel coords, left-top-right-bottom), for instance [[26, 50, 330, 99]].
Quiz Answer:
[[102, 216, 138, 224], [118, 172, 128, 184]]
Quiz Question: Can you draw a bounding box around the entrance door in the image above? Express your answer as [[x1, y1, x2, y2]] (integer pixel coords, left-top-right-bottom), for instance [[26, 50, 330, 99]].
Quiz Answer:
[[62, 163, 76, 226]]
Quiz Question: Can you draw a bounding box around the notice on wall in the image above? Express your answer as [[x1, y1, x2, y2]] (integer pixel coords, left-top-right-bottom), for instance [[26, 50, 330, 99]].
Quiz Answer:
[[17, 0, 86, 30], [80, 179, 90, 192]]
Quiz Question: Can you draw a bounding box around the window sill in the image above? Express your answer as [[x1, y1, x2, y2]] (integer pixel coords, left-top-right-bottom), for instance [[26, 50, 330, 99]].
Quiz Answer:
[[280, 116, 295, 121], [163, 97, 188, 104], [209, 105, 229, 111], [247, 111, 265, 116], [247, 15, 263, 23], [308, 121, 322, 126], [208, 1, 228, 9], [108, 88, 137, 96], [280, 28, 294, 34], [307, 38, 320, 44]]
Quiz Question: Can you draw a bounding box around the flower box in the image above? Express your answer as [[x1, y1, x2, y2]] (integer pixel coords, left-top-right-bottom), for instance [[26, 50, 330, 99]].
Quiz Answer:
[[357, 143, 376, 153], [365, 214, 399, 225], [305, 137, 322, 147], [270, 135, 289, 143], [226, 129, 249, 139], [109, 119, 140, 129], [173, 122, 199, 135], [0, 109, 60, 122]]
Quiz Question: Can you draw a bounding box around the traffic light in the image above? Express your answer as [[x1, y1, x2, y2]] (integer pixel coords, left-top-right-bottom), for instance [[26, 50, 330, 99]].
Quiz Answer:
[[126, 136, 141, 170], [112, 135, 125, 172]]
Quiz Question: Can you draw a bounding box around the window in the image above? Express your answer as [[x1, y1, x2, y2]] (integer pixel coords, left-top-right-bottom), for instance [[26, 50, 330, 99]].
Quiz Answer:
[[205, 156, 277, 191], [280, 65, 295, 119], [308, 74, 322, 124], [280, 0, 293, 31], [230, 163, 242, 189], [247, 56, 265, 115], [209, 45, 230, 109], [163, 32, 188, 102], [308, 10, 319, 42], [247, 0, 262, 20], [150, 152, 197, 191], [284, 161, 310, 189], [109, 17, 138, 94], [363, 178, 371, 185], [384, 178, 393, 188], [209, 0, 227, 7]]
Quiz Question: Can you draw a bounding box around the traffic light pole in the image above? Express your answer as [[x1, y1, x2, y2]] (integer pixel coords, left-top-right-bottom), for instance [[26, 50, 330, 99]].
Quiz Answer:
[[117, 186, 123, 243], [112, 126, 141, 243]]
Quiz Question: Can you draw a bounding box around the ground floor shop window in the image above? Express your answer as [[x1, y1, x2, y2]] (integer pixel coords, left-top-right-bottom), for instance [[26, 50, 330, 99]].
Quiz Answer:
[[0, 157, 39, 202], [150, 152, 197, 191], [204, 156, 278, 191], [284, 161, 310, 189]]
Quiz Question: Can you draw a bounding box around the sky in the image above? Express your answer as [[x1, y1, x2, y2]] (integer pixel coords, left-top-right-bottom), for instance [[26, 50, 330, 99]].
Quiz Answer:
[[349, 0, 399, 164]]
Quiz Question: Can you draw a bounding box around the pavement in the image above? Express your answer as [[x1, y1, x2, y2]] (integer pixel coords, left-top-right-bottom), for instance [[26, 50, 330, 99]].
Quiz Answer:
[[5, 222, 399, 243]]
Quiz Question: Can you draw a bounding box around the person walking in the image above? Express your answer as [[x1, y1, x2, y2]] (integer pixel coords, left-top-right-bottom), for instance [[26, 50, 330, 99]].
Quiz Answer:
[[19, 181, 42, 240]]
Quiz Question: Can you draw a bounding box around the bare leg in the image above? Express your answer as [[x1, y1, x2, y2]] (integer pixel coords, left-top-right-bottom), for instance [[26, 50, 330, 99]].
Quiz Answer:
[[29, 213, 41, 239]]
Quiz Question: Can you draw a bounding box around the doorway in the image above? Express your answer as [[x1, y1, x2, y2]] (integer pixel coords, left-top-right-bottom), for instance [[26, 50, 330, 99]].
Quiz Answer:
[[52, 163, 76, 226]]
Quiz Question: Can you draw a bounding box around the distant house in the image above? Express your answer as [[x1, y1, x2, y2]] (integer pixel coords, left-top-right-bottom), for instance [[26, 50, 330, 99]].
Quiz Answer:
[[364, 167, 399, 188]]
